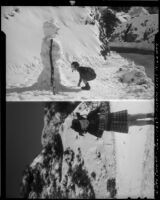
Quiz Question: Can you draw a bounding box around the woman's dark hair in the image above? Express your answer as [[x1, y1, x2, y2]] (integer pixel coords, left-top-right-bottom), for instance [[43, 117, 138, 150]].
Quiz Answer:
[[71, 61, 80, 68], [71, 119, 83, 134]]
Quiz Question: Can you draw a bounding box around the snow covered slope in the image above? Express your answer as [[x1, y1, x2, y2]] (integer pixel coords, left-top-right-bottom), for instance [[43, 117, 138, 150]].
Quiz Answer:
[[112, 7, 158, 50], [2, 6, 154, 100]]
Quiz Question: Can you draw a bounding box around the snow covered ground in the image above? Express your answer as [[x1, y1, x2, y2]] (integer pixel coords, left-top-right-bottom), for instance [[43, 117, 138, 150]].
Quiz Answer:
[[111, 100, 154, 198], [2, 6, 154, 101]]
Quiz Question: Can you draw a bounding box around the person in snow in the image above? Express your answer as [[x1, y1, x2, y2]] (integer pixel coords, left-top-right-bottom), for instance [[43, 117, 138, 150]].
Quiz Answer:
[[40, 19, 61, 94], [71, 61, 96, 90], [71, 106, 154, 138]]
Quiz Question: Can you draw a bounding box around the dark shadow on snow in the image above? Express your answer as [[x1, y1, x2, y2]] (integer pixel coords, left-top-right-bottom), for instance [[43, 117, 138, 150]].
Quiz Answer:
[[6, 83, 81, 94], [6, 67, 81, 95]]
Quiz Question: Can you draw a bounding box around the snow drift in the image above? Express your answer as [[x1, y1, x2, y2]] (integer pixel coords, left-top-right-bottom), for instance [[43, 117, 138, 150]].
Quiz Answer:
[[2, 6, 155, 100]]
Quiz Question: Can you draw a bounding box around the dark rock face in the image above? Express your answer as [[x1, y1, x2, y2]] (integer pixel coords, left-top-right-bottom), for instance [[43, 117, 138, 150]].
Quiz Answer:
[[98, 7, 158, 50], [20, 134, 64, 198]]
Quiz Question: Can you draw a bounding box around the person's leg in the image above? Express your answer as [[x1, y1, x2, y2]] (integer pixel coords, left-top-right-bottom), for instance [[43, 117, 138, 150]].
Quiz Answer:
[[128, 113, 154, 121], [81, 79, 90, 90], [128, 119, 154, 127], [83, 79, 87, 85]]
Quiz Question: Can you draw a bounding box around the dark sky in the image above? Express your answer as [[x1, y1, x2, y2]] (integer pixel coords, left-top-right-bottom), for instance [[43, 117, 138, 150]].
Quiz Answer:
[[6, 102, 44, 198]]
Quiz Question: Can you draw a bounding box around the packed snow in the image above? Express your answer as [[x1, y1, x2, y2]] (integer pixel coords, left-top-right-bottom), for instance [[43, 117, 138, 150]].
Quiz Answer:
[[2, 6, 155, 101]]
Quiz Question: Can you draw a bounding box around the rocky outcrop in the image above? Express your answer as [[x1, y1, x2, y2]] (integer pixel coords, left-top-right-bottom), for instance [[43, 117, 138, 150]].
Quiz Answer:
[[111, 7, 158, 46], [114, 63, 154, 97], [97, 7, 158, 51], [20, 141, 95, 198]]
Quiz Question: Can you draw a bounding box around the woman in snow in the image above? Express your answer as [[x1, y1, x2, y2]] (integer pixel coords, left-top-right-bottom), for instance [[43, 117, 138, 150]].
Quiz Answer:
[[40, 19, 62, 94], [71, 106, 154, 138], [71, 61, 96, 90]]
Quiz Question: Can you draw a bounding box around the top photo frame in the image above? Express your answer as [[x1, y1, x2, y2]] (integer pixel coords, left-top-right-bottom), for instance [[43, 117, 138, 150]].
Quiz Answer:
[[1, 5, 159, 101]]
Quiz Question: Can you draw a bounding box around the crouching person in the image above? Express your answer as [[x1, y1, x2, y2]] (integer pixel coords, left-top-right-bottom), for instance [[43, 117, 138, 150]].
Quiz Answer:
[[71, 61, 96, 90]]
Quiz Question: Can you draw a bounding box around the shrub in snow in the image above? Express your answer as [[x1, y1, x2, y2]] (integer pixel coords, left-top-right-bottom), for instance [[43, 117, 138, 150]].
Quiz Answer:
[[100, 8, 120, 38]]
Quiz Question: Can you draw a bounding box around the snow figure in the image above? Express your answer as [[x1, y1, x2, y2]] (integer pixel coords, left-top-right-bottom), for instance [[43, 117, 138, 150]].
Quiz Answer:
[[38, 19, 62, 93]]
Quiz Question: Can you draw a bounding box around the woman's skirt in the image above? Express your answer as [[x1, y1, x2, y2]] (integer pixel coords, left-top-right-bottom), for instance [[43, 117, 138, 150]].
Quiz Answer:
[[99, 110, 129, 133]]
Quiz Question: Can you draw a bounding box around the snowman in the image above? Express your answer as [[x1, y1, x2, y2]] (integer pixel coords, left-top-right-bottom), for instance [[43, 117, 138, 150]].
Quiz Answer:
[[39, 19, 62, 94]]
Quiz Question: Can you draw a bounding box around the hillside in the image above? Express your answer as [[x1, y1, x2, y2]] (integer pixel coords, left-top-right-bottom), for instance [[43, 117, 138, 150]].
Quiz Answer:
[[110, 7, 158, 50]]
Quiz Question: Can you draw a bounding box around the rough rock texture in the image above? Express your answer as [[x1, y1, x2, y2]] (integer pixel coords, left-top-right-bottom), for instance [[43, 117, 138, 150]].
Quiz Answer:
[[97, 7, 158, 58], [111, 7, 158, 48], [97, 7, 158, 51]]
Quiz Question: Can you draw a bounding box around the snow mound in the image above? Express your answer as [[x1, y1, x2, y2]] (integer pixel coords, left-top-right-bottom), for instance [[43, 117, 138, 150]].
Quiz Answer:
[[116, 64, 153, 85], [114, 63, 154, 98]]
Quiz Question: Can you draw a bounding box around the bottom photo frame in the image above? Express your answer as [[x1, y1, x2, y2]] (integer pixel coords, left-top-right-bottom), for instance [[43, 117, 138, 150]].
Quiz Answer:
[[5, 100, 154, 198]]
